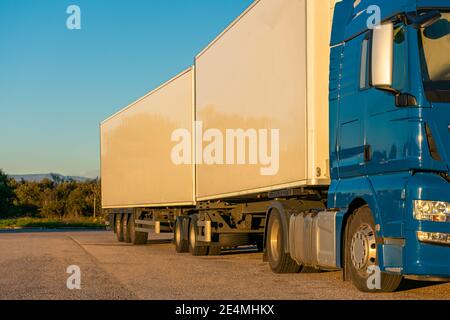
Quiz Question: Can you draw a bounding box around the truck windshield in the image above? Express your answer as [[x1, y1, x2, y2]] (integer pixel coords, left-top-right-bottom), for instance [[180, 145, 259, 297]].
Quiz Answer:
[[420, 12, 450, 103]]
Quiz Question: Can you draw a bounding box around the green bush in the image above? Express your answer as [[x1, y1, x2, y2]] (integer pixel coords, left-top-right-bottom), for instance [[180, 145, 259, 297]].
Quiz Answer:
[[0, 169, 102, 221], [0, 170, 15, 218]]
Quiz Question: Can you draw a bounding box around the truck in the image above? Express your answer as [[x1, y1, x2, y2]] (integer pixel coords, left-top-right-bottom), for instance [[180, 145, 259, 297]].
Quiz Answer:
[[101, 0, 450, 292]]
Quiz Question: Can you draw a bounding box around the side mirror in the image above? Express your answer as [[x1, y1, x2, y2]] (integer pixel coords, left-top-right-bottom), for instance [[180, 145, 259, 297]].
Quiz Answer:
[[371, 22, 394, 89]]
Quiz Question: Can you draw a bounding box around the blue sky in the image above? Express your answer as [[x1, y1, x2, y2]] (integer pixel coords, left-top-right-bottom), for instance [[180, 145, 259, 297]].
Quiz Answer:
[[0, 0, 253, 178]]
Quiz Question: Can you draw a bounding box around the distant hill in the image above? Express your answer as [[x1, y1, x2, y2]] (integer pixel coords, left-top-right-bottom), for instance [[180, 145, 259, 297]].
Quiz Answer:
[[9, 173, 92, 183]]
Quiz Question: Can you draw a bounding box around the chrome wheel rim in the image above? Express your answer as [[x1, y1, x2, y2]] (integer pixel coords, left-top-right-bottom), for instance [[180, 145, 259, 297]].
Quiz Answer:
[[350, 223, 377, 274], [269, 218, 281, 262]]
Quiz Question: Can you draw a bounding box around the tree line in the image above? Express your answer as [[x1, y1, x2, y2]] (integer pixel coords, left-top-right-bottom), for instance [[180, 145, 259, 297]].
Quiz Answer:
[[0, 169, 101, 219]]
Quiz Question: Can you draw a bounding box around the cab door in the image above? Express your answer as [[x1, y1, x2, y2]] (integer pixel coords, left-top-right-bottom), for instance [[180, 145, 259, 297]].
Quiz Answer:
[[365, 24, 411, 175]]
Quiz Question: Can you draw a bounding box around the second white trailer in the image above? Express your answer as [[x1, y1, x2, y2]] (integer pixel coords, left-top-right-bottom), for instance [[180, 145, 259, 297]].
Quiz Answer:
[[195, 0, 333, 201]]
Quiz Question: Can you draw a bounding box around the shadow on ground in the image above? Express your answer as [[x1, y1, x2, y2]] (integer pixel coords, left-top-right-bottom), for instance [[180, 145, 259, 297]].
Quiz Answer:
[[220, 246, 260, 256], [398, 279, 449, 292]]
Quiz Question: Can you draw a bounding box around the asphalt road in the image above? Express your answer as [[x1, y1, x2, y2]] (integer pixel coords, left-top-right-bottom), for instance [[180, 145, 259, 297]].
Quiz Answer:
[[0, 230, 449, 300]]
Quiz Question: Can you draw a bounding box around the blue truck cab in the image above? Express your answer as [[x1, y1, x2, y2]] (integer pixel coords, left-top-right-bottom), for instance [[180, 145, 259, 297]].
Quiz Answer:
[[328, 0, 450, 290]]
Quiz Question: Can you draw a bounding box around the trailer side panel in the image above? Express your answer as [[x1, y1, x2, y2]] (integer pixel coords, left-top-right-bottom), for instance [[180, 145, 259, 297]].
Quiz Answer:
[[195, 0, 331, 201], [101, 68, 195, 208]]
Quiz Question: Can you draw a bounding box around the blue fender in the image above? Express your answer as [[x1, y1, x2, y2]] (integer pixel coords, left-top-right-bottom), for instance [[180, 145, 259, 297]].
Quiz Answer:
[[332, 178, 383, 234], [331, 173, 408, 239], [330, 173, 409, 269]]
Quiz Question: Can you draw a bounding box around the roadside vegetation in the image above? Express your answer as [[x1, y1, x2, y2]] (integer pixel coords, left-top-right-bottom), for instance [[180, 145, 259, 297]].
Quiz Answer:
[[0, 217, 104, 229], [0, 169, 104, 229]]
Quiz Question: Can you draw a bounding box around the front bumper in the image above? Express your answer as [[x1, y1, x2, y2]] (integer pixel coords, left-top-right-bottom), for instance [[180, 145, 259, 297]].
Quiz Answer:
[[403, 172, 450, 277]]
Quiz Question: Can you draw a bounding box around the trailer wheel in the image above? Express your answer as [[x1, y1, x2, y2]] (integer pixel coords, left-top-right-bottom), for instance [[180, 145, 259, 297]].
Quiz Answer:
[[115, 213, 125, 242], [123, 213, 132, 243], [174, 217, 189, 253], [128, 217, 148, 245], [266, 209, 301, 273], [346, 205, 403, 292], [189, 217, 208, 256]]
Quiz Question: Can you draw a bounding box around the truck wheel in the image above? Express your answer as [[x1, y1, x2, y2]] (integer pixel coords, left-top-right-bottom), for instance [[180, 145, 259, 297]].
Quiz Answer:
[[346, 205, 403, 292], [115, 213, 125, 242], [174, 217, 189, 253], [189, 217, 208, 256], [123, 213, 132, 243], [128, 217, 148, 245], [266, 209, 301, 273]]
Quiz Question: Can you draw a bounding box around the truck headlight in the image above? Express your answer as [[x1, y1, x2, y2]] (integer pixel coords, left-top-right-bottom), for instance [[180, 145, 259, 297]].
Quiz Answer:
[[414, 200, 450, 222]]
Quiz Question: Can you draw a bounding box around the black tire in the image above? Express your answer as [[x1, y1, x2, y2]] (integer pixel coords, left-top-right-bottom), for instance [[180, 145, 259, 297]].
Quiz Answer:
[[123, 213, 132, 243], [266, 209, 302, 273], [128, 216, 148, 245], [115, 213, 125, 242], [188, 217, 208, 256], [174, 217, 189, 253], [346, 205, 403, 292]]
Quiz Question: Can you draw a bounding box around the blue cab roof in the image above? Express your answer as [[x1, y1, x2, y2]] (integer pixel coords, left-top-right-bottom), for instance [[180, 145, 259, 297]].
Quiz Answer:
[[331, 0, 450, 45]]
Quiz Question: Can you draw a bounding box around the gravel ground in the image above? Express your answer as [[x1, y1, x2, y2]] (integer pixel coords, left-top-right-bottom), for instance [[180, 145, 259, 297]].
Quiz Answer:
[[0, 230, 449, 300]]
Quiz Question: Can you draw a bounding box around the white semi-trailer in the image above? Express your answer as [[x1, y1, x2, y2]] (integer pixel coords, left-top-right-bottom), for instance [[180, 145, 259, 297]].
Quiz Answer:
[[101, 68, 195, 243]]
